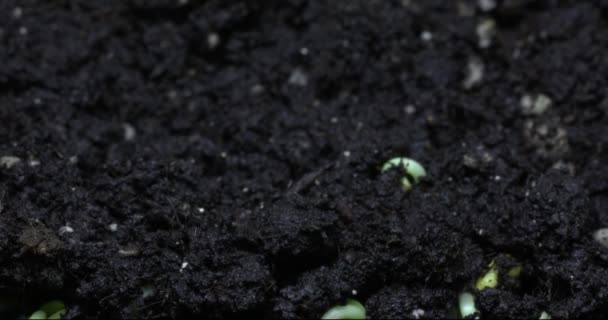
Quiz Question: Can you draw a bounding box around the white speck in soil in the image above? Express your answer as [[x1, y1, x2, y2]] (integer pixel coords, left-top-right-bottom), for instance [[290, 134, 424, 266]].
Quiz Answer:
[[207, 32, 220, 49], [494, 175, 501, 181], [0, 156, 21, 169], [477, 19, 496, 48], [593, 228, 608, 248], [478, 0, 497, 11], [300, 47, 309, 55], [198, 207, 205, 213], [463, 56, 484, 89], [220, 152, 227, 158], [343, 151, 351, 157], [33, 97, 42, 105], [29, 159, 40, 167], [123, 123, 136, 141], [412, 309, 425, 319], [521, 93, 552, 115], [180, 261, 189, 272], [118, 247, 140, 256], [352, 289, 358, 295], [178, 0, 189, 6], [58, 225, 74, 235], [18, 27, 28, 35], [109, 223, 118, 232], [330, 117, 338, 123], [289, 68, 308, 87], [420, 30, 433, 42], [242, 187, 249, 193], [13, 7, 23, 19], [69, 156, 78, 164], [250, 84, 264, 95], [405, 104, 416, 115]]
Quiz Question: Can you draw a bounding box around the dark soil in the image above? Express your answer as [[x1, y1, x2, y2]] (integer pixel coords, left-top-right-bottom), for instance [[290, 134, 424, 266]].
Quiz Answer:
[[1, 0, 608, 318]]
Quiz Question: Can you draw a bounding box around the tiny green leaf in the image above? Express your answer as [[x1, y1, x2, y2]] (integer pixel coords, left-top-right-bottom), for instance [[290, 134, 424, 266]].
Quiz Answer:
[[382, 157, 427, 190], [29, 310, 47, 320], [475, 260, 498, 290], [321, 299, 366, 320]]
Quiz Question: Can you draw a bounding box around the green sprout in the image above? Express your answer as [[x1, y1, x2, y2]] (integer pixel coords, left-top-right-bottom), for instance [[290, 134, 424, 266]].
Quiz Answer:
[[381, 157, 427, 190], [458, 292, 477, 319], [475, 259, 498, 291], [507, 265, 522, 278], [539, 311, 551, 319], [29, 301, 65, 320], [321, 299, 366, 320]]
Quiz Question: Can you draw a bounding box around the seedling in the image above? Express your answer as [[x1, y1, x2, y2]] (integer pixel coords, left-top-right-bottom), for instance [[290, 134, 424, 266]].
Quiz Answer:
[[475, 260, 498, 290], [29, 301, 65, 320], [321, 299, 366, 320], [382, 157, 427, 190], [458, 292, 477, 319], [507, 265, 522, 278]]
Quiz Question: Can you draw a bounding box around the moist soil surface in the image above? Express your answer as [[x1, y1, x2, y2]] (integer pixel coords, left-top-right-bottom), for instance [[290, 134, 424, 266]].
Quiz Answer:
[[1, 0, 608, 318]]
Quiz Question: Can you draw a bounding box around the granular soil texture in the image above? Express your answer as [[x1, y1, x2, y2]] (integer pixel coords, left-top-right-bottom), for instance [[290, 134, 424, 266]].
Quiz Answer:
[[1, 0, 608, 318]]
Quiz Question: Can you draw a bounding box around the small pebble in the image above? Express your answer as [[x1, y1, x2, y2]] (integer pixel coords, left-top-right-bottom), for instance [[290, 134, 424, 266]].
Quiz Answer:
[[207, 32, 220, 49], [180, 261, 189, 272], [521, 93, 552, 115], [420, 30, 433, 42], [412, 309, 425, 319], [123, 123, 136, 141], [58, 225, 74, 235], [288, 68, 308, 87], [13, 7, 23, 19], [478, 0, 497, 11], [0, 156, 21, 169], [593, 228, 608, 248], [477, 19, 496, 48], [109, 223, 118, 232], [463, 57, 484, 89], [405, 105, 416, 115]]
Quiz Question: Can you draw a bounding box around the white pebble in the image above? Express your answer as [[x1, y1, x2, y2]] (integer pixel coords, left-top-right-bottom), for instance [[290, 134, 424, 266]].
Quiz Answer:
[[198, 207, 205, 213], [288, 68, 308, 87], [300, 47, 309, 55], [0, 156, 21, 169], [594, 228, 608, 248], [477, 19, 496, 48], [18, 27, 28, 35], [521, 93, 552, 115], [123, 123, 136, 141], [13, 7, 23, 19], [29, 159, 41, 167], [405, 105, 416, 115], [343, 151, 351, 158], [463, 57, 484, 89], [412, 309, 425, 319], [420, 30, 433, 42], [207, 32, 220, 49], [478, 0, 497, 11], [109, 223, 118, 232], [58, 225, 74, 235], [180, 261, 189, 272]]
